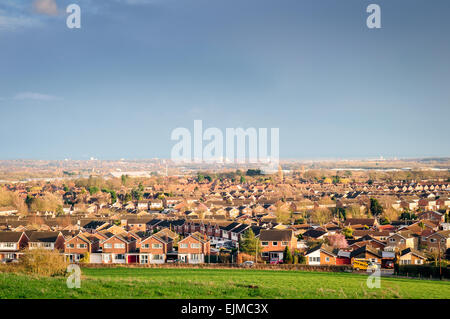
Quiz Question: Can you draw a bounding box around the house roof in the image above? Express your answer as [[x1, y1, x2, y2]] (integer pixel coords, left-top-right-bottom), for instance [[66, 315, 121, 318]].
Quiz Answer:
[[259, 229, 293, 242], [27, 231, 61, 243], [0, 231, 25, 242], [400, 248, 426, 259]]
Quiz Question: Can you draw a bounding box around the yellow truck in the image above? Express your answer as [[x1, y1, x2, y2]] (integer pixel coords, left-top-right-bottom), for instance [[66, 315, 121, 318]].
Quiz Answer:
[[352, 259, 378, 271]]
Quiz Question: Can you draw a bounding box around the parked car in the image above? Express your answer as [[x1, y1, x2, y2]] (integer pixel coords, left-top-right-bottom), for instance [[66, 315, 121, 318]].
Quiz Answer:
[[384, 260, 394, 269], [270, 258, 283, 264], [240, 261, 254, 267]]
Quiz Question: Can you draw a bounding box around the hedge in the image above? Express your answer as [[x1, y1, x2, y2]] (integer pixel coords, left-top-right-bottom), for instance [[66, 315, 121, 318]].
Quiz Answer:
[[80, 263, 353, 272], [394, 264, 450, 279]]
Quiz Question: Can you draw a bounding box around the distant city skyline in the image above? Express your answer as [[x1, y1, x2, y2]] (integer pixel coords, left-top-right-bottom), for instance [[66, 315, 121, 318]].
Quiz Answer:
[[1, 0, 449, 160]]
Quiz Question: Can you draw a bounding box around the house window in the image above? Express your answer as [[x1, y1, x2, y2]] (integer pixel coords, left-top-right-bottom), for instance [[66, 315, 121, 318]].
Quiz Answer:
[[261, 242, 268, 246], [191, 254, 200, 261], [140, 255, 148, 264], [43, 243, 52, 248], [104, 243, 112, 249], [191, 243, 201, 249], [309, 257, 320, 263], [272, 242, 278, 246], [4, 243, 15, 248], [115, 254, 125, 260], [415, 259, 423, 265], [152, 243, 162, 249], [282, 241, 288, 246], [142, 244, 149, 249], [179, 243, 188, 249], [67, 244, 75, 248], [430, 238, 436, 243], [153, 254, 163, 260], [325, 257, 330, 262], [78, 244, 87, 249], [114, 243, 125, 249], [389, 238, 395, 242]]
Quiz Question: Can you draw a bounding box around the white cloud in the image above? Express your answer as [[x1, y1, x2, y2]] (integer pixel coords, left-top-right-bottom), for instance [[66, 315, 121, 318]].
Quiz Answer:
[[32, 0, 59, 16], [14, 92, 62, 101], [0, 11, 42, 30]]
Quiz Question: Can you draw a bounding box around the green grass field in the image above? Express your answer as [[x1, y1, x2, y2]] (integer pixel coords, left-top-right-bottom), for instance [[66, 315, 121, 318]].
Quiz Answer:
[[1, 268, 449, 299]]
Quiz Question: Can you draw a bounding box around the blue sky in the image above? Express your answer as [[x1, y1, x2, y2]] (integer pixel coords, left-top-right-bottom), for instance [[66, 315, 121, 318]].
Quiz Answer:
[[0, 0, 449, 160]]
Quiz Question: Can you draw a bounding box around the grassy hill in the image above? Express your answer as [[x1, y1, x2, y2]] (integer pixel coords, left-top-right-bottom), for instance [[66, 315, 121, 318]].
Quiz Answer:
[[1, 267, 449, 299]]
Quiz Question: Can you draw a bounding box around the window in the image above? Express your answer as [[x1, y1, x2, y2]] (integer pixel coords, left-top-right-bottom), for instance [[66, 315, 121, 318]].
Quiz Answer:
[[142, 244, 149, 249], [152, 243, 162, 249], [43, 243, 52, 248], [389, 238, 395, 242], [179, 243, 188, 249], [104, 243, 112, 249], [4, 243, 14, 248], [140, 255, 148, 264], [272, 242, 278, 246], [282, 241, 288, 246], [153, 254, 163, 260], [67, 243, 75, 248], [191, 243, 201, 249], [77, 244, 87, 249], [309, 257, 320, 263], [114, 243, 125, 249], [115, 254, 125, 260], [430, 238, 436, 243], [261, 241, 268, 246], [191, 254, 200, 261], [415, 259, 423, 265], [325, 257, 330, 262]]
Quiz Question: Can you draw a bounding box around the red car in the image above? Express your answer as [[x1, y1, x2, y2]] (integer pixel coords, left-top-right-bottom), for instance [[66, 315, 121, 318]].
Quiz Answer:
[[384, 260, 394, 269]]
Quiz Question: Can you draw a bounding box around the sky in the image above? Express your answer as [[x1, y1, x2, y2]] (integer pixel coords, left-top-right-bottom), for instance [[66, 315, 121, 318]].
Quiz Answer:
[[0, 0, 449, 160]]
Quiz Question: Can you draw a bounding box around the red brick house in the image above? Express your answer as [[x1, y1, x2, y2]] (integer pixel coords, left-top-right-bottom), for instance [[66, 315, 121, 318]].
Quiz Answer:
[[177, 232, 210, 264], [100, 234, 137, 264], [259, 229, 297, 262], [139, 234, 173, 264], [64, 232, 99, 263]]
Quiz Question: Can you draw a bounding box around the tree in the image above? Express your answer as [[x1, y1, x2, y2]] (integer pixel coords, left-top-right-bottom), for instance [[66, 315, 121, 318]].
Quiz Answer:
[[88, 186, 99, 195], [283, 246, 293, 264], [327, 233, 348, 248], [239, 229, 261, 257], [342, 227, 353, 239], [240, 175, 246, 184], [369, 198, 384, 216], [311, 208, 332, 225]]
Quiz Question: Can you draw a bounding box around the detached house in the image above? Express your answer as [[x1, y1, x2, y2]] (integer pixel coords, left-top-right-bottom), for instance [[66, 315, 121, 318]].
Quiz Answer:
[[305, 244, 337, 265], [259, 229, 297, 262], [178, 232, 210, 264], [386, 230, 417, 251], [139, 234, 173, 264], [399, 248, 426, 265], [64, 232, 99, 263], [422, 230, 450, 251], [27, 231, 65, 251], [0, 231, 29, 261], [100, 234, 137, 264]]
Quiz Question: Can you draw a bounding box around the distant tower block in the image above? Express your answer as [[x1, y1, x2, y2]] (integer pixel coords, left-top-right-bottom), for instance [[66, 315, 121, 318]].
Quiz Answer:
[[278, 165, 283, 181]]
